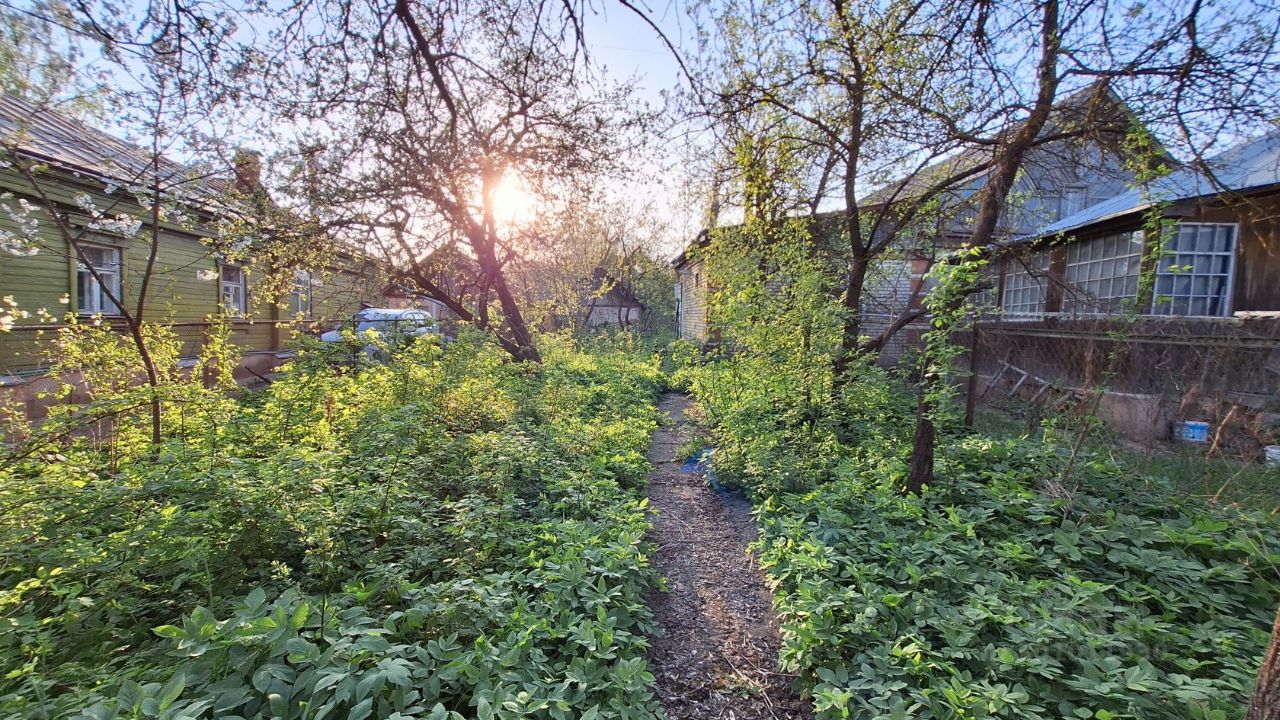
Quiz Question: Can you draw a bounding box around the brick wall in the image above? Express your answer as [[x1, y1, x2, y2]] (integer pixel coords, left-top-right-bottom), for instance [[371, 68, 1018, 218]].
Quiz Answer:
[[676, 262, 708, 342]]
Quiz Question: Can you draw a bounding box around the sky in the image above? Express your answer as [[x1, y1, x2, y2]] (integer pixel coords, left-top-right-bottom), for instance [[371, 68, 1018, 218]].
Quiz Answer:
[[16, 0, 707, 258], [584, 1, 690, 107], [579, 1, 704, 257]]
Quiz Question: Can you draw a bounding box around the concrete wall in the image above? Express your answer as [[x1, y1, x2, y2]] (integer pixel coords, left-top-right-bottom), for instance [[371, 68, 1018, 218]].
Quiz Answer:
[[968, 317, 1280, 451]]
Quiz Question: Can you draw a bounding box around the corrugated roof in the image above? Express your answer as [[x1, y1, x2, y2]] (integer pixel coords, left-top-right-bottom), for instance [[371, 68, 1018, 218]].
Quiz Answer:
[[0, 93, 229, 196], [1026, 128, 1280, 240]]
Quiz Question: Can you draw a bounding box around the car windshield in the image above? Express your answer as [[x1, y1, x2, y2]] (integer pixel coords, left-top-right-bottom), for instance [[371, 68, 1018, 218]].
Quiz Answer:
[[350, 310, 431, 333]]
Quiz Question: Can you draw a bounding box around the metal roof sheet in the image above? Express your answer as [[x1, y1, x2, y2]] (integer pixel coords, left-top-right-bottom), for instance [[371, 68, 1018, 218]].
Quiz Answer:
[[0, 93, 230, 197], [1024, 128, 1280, 240]]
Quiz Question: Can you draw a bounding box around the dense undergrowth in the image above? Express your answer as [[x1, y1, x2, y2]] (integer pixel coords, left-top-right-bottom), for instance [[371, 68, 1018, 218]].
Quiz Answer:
[[675, 348, 1280, 719], [1, 331, 664, 719]]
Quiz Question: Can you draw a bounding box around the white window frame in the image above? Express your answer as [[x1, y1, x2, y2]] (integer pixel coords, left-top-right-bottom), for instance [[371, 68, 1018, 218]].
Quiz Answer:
[[1000, 250, 1051, 318], [1150, 222, 1237, 318], [288, 269, 312, 318], [75, 243, 123, 315], [221, 264, 248, 316], [1063, 230, 1145, 315], [1061, 186, 1088, 219]]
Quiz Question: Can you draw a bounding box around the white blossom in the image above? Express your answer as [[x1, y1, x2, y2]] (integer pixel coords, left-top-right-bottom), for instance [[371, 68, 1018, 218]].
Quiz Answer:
[[0, 296, 25, 333], [0, 196, 41, 256], [74, 193, 101, 216], [197, 268, 219, 282], [90, 213, 143, 238]]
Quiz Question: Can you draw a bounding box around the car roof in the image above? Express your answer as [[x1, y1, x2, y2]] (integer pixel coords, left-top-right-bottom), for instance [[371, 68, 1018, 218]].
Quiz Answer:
[[355, 308, 429, 320]]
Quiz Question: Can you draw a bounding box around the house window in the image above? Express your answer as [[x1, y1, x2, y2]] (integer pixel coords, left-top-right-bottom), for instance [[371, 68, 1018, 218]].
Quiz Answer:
[[76, 244, 122, 315], [288, 269, 312, 318], [1063, 230, 1144, 314], [221, 265, 248, 315], [969, 267, 1000, 314], [1061, 187, 1088, 219], [1001, 250, 1050, 316], [1151, 223, 1236, 317]]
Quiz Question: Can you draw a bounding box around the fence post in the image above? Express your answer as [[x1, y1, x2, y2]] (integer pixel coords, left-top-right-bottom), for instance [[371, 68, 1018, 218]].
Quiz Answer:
[[964, 322, 980, 427]]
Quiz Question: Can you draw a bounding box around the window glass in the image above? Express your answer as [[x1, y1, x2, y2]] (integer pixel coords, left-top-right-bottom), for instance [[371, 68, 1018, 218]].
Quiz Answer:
[[76, 245, 122, 314], [1063, 231, 1143, 314], [288, 269, 312, 318], [1000, 250, 1050, 316], [221, 265, 248, 315], [1151, 223, 1236, 317]]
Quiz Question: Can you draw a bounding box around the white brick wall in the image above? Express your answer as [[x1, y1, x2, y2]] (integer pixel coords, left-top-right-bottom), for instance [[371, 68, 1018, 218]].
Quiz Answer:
[[676, 262, 708, 342]]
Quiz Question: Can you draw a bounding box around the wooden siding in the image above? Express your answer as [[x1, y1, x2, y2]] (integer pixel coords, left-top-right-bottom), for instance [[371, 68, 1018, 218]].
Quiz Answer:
[[309, 263, 379, 322], [860, 258, 920, 364], [1178, 191, 1280, 313], [0, 166, 383, 374]]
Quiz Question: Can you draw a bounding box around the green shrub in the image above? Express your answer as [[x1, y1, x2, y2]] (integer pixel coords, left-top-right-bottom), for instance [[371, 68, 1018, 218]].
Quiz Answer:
[[679, 350, 1280, 719], [1, 331, 663, 719]]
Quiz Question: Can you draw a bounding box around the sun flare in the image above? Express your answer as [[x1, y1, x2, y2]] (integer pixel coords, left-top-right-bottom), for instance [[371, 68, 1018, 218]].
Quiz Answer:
[[491, 174, 536, 229]]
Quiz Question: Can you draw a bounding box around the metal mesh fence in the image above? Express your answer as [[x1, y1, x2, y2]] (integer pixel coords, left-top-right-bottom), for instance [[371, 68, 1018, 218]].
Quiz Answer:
[[959, 315, 1280, 461]]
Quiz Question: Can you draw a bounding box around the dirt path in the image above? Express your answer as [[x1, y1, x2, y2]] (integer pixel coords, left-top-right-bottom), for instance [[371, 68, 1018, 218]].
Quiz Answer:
[[644, 393, 811, 720]]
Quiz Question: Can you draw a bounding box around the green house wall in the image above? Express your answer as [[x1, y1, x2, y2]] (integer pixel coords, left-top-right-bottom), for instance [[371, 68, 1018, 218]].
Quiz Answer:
[[0, 167, 382, 375]]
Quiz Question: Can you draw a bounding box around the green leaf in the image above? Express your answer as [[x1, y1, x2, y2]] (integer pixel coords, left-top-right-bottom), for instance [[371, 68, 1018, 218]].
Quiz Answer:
[[245, 587, 267, 610], [117, 681, 144, 713], [153, 625, 184, 639], [158, 672, 186, 710], [348, 697, 373, 720]]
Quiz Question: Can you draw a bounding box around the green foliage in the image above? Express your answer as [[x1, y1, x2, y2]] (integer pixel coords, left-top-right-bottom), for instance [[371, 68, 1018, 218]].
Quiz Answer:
[[678, 316, 1280, 719], [0, 331, 664, 719], [758, 434, 1279, 719], [670, 215, 874, 494]]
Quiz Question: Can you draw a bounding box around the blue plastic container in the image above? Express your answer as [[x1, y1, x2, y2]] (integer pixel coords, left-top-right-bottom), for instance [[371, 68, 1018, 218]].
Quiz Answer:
[[1181, 421, 1210, 443]]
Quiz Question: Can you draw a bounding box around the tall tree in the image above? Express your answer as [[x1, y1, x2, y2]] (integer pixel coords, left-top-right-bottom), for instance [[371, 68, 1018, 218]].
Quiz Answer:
[[902, 0, 1280, 492], [691, 0, 999, 373], [241, 0, 651, 362]]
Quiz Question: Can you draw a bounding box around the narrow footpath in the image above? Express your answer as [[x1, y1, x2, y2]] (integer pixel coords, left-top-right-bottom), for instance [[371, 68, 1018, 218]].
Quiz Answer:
[[644, 393, 811, 720]]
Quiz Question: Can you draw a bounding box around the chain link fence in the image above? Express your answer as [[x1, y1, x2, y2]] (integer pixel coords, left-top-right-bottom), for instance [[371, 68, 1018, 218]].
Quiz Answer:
[[959, 316, 1280, 462]]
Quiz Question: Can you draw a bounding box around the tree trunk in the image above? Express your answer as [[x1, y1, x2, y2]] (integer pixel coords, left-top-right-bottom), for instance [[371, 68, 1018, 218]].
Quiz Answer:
[[904, 0, 1062, 492], [1248, 607, 1280, 720], [905, 354, 934, 494], [833, 252, 870, 378]]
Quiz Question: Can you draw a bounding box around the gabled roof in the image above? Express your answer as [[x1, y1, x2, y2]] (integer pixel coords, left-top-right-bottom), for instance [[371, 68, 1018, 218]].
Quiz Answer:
[[672, 229, 708, 269], [672, 210, 848, 269], [0, 93, 229, 197], [861, 83, 1137, 208], [1024, 128, 1280, 240]]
